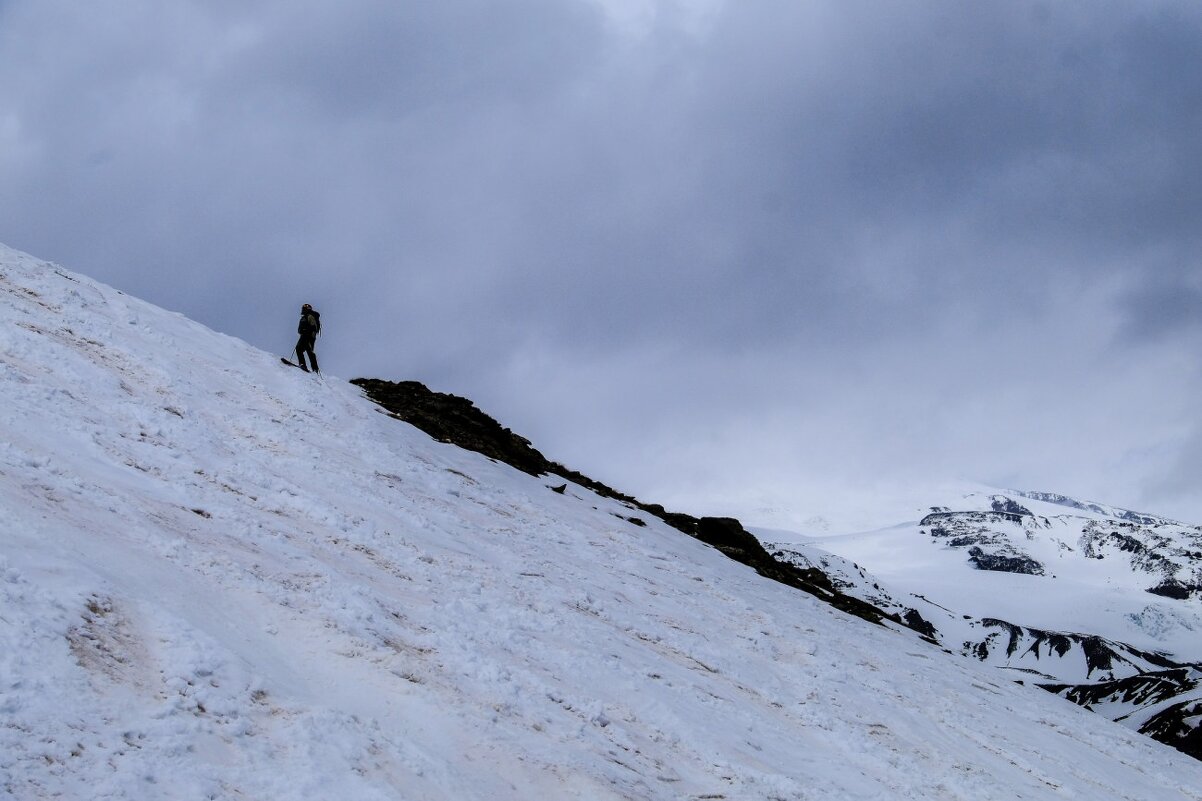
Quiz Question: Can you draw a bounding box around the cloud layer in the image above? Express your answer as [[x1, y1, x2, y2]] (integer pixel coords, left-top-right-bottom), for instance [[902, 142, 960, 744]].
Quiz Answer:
[[3, 0, 1202, 526]]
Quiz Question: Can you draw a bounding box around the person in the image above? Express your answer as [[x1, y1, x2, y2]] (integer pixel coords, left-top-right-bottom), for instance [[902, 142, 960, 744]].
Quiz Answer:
[[295, 303, 321, 373]]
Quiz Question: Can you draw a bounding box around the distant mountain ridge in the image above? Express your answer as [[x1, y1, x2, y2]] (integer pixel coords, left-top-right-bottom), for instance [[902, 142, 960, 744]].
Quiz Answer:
[[919, 492, 1202, 600], [771, 489, 1202, 761], [1013, 489, 1188, 527]]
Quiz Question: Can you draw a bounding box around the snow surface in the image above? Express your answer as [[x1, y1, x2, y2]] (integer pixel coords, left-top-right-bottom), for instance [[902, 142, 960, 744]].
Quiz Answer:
[[2, 242, 1201, 799], [798, 489, 1202, 662]]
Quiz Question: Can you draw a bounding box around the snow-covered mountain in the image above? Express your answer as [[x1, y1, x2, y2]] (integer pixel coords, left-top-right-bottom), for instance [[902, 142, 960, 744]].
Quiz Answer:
[[769, 488, 1202, 763], [2, 242, 1202, 799]]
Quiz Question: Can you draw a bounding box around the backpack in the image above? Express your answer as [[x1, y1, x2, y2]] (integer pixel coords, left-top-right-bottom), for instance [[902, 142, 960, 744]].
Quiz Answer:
[[300, 307, 321, 337]]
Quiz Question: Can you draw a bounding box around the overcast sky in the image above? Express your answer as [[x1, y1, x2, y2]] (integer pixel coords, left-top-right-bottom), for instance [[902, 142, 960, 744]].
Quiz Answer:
[[3, 0, 1202, 529]]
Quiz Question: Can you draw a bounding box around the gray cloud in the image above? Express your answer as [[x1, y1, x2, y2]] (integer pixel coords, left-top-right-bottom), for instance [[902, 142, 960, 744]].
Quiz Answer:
[[3, 0, 1202, 525]]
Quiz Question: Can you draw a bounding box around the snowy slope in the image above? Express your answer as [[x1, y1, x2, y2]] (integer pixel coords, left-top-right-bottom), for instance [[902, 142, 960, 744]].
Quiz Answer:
[[2, 243, 1201, 800], [768, 537, 1202, 762]]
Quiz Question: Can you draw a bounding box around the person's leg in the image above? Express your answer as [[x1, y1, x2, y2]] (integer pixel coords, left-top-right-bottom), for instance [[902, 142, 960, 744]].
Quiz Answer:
[[295, 336, 311, 370]]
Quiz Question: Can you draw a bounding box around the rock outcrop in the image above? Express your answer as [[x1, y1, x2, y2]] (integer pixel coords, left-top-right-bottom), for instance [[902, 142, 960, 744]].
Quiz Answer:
[[352, 378, 902, 629]]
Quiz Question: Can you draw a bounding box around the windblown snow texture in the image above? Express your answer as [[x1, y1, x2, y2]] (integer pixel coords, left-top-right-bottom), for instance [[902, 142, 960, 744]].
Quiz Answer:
[[2, 242, 1200, 799]]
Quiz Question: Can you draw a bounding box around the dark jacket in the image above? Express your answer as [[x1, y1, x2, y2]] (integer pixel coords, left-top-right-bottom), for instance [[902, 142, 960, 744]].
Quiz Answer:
[[298, 310, 320, 337]]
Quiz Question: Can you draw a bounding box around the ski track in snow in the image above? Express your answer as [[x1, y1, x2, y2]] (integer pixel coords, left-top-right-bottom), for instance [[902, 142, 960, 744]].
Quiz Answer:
[[1, 243, 1201, 799]]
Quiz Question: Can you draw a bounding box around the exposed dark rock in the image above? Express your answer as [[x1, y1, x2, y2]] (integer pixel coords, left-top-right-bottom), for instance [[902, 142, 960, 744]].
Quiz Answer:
[[902, 609, 938, 639], [968, 547, 1045, 575], [1114, 534, 1147, 554], [1076, 635, 1126, 675], [1043, 633, 1074, 660], [979, 619, 1024, 658], [696, 517, 766, 556], [921, 510, 1026, 528], [976, 618, 1184, 680], [1147, 579, 1196, 600], [1045, 668, 1195, 710], [967, 640, 990, 661], [352, 379, 558, 478], [1140, 698, 1202, 761], [1041, 667, 1202, 760], [685, 517, 897, 626], [990, 496, 1032, 517], [351, 377, 898, 628], [352, 378, 647, 508], [922, 510, 1045, 574], [1077, 521, 1201, 593], [1079, 528, 1152, 561]]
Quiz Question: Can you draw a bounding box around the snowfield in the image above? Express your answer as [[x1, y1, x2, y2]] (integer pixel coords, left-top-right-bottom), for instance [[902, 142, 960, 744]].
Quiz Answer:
[[2, 240, 1200, 799], [799, 491, 1202, 663]]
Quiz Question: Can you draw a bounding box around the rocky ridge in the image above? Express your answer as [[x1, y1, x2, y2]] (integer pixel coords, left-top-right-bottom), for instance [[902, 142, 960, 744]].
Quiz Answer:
[[919, 494, 1202, 599], [350, 378, 910, 631]]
